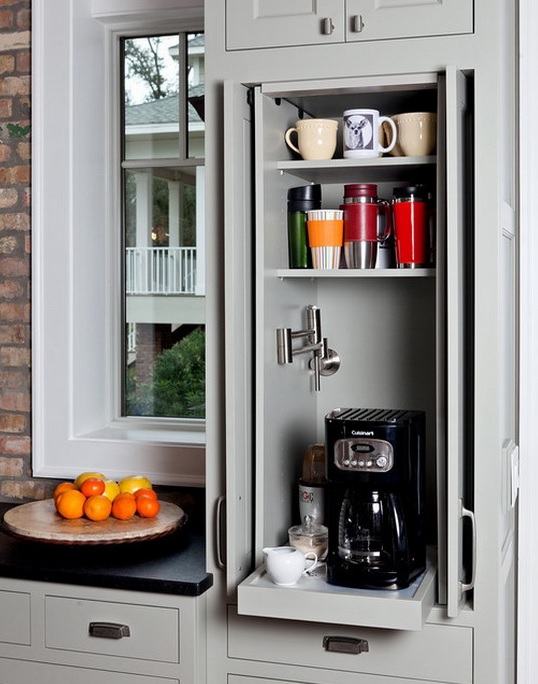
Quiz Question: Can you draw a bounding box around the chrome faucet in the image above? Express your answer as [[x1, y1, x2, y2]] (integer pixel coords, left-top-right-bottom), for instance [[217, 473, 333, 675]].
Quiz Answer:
[[276, 305, 340, 391]]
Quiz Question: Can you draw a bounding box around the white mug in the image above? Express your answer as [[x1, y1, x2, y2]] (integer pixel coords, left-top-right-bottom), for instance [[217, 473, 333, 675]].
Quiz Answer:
[[343, 108, 397, 158], [263, 546, 318, 586], [285, 118, 338, 160]]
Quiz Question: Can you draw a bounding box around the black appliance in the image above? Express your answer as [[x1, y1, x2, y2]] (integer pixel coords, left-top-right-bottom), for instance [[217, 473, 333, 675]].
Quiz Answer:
[[325, 407, 426, 589]]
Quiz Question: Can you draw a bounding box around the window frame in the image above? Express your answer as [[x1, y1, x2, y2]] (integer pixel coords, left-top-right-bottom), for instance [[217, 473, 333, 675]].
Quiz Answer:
[[31, 0, 206, 486]]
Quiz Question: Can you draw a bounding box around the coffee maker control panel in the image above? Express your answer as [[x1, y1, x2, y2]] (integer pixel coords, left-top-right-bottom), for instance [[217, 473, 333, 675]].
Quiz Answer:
[[333, 438, 394, 472]]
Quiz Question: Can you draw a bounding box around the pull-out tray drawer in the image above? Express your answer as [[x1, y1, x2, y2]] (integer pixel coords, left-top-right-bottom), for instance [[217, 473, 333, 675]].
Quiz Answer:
[[238, 559, 437, 631]]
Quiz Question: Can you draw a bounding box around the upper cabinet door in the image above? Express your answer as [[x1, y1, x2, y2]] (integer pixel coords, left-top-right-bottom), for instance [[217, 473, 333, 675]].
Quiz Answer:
[[226, 0, 473, 51], [345, 0, 473, 43], [226, 0, 345, 50]]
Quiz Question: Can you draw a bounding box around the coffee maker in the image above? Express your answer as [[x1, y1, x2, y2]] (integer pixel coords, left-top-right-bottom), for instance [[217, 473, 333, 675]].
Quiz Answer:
[[325, 408, 426, 589]]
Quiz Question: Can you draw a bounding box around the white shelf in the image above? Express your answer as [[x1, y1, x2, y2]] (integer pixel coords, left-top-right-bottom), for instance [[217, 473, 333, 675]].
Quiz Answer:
[[277, 268, 436, 279], [277, 156, 436, 184], [238, 555, 437, 631]]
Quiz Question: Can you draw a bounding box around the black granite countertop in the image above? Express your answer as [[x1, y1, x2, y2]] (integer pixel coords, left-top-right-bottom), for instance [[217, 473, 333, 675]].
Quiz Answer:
[[0, 502, 212, 597]]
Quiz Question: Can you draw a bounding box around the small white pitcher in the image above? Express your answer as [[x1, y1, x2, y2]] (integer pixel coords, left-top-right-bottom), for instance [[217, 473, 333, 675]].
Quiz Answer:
[[263, 546, 318, 586]]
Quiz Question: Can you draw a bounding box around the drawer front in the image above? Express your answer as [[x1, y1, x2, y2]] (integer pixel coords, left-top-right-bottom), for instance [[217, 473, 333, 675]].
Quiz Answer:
[[228, 607, 473, 684], [0, 656, 179, 684], [229, 675, 447, 684], [45, 595, 179, 663], [0, 590, 30, 646]]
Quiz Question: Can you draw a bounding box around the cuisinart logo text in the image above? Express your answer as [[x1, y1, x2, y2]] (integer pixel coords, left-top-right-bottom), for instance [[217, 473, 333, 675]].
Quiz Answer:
[[351, 430, 374, 436]]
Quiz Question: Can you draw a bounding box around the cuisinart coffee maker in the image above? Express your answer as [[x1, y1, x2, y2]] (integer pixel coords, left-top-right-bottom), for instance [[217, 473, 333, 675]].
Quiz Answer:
[[325, 408, 426, 589]]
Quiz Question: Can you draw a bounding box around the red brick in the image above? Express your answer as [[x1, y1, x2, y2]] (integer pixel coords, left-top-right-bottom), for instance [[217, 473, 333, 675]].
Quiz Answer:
[[0, 9, 14, 29], [0, 456, 24, 476], [0, 235, 17, 253], [0, 75, 30, 97], [0, 164, 30, 184], [0, 279, 23, 299], [0, 257, 30, 277], [0, 325, 26, 344], [0, 143, 11, 162], [0, 187, 17, 207], [16, 140, 29, 159], [0, 391, 30, 412], [0, 346, 30, 368], [0, 98, 12, 118], [15, 50, 30, 73], [0, 301, 30, 322], [0, 212, 30, 231], [0, 435, 30, 456], [0, 369, 28, 387], [16, 8, 30, 30], [0, 413, 25, 433], [0, 54, 14, 74]]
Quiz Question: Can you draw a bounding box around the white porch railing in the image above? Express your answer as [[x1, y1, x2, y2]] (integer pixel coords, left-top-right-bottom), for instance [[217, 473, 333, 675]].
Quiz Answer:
[[126, 247, 197, 295]]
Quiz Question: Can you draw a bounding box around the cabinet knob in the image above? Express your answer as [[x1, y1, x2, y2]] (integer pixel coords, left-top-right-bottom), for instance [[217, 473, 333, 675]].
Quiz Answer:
[[351, 15, 365, 33], [89, 622, 131, 639], [321, 17, 335, 35], [323, 635, 369, 655]]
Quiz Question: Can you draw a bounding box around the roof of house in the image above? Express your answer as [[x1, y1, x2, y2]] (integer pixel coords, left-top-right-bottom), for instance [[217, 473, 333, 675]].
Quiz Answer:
[[125, 85, 204, 126]]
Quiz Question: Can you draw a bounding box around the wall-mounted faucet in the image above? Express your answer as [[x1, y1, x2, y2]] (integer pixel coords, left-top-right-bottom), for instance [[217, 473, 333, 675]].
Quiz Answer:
[[276, 305, 340, 391]]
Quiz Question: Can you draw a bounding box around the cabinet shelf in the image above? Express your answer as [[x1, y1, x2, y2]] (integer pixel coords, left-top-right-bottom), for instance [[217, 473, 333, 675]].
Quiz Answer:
[[277, 268, 436, 279], [278, 156, 436, 184], [238, 553, 437, 631]]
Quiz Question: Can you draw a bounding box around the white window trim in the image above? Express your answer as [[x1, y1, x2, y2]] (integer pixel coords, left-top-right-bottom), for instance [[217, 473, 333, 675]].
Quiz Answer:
[[31, 0, 206, 486]]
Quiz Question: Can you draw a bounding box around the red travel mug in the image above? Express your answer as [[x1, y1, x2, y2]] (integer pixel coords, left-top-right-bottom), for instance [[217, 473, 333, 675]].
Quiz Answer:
[[392, 185, 429, 268]]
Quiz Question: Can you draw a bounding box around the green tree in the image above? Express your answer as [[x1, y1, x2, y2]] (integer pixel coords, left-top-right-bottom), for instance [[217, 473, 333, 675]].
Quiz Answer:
[[126, 328, 206, 418]]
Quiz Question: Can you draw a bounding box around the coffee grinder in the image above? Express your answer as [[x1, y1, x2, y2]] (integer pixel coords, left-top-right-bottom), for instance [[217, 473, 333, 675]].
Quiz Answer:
[[325, 408, 426, 589]]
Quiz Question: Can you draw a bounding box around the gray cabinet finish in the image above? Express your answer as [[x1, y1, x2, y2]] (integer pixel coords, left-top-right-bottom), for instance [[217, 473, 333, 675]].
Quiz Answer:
[[205, 0, 518, 682], [226, 0, 474, 50]]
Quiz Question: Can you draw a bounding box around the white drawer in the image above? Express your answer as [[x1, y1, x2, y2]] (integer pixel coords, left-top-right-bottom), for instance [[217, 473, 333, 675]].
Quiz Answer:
[[0, 656, 179, 683], [0, 589, 30, 646], [45, 595, 179, 663], [228, 607, 473, 684]]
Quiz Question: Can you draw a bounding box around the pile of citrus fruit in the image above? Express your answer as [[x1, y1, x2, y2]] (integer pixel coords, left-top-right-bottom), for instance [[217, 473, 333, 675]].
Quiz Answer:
[[53, 472, 160, 522]]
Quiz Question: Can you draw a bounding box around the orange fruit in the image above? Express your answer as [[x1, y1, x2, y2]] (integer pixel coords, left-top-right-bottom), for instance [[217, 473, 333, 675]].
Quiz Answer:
[[111, 492, 137, 520], [55, 489, 86, 519], [80, 477, 106, 498], [133, 487, 158, 501], [74, 471, 106, 488], [136, 495, 160, 518], [53, 482, 78, 501], [83, 494, 112, 521]]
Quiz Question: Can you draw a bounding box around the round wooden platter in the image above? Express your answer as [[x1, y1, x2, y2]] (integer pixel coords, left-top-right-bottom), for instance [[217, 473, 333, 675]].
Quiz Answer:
[[1, 499, 186, 545]]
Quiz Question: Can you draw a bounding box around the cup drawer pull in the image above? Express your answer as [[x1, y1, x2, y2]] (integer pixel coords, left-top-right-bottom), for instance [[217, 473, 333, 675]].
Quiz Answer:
[[89, 621, 131, 639], [323, 635, 369, 655]]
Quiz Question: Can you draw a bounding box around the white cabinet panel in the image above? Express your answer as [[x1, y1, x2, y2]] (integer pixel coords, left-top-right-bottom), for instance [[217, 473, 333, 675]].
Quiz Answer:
[[228, 607, 473, 684], [226, 0, 473, 50], [45, 595, 180, 663], [0, 590, 30, 646], [0, 657, 178, 684]]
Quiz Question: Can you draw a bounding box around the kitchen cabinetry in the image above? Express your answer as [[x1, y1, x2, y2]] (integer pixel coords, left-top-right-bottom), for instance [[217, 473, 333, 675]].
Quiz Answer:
[[206, 0, 518, 683], [225, 0, 473, 51], [0, 578, 206, 684]]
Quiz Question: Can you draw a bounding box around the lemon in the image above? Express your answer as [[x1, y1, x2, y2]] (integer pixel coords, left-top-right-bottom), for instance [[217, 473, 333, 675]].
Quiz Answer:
[[119, 475, 152, 495], [103, 479, 121, 502], [74, 471, 106, 489]]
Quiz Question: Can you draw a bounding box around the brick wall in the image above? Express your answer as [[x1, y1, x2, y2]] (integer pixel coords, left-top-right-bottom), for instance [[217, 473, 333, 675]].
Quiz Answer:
[[0, 1, 47, 501]]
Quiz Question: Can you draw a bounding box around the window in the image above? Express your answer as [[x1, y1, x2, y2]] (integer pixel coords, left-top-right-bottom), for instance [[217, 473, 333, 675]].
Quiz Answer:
[[120, 33, 206, 420], [32, 0, 205, 485]]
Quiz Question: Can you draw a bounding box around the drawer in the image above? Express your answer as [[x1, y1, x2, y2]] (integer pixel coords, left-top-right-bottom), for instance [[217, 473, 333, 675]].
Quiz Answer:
[[0, 656, 179, 683], [0, 589, 30, 646], [45, 595, 179, 663], [228, 607, 473, 684]]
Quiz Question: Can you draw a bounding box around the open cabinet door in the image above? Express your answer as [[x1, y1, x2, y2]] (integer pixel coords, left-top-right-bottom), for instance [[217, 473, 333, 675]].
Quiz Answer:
[[223, 81, 254, 593], [445, 67, 476, 618]]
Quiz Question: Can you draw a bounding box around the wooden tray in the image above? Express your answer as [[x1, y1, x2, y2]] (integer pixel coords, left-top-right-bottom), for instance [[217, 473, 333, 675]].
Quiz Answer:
[[1, 499, 186, 545]]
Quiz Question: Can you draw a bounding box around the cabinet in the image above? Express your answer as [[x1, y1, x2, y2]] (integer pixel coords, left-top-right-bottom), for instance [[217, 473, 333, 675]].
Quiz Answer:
[[206, 1, 518, 683], [0, 577, 206, 684], [225, 0, 473, 51], [227, 69, 471, 631]]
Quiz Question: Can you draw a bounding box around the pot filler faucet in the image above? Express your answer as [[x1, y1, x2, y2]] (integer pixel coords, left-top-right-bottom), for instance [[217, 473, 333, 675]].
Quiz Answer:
[[276, 305, 340, 391]]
